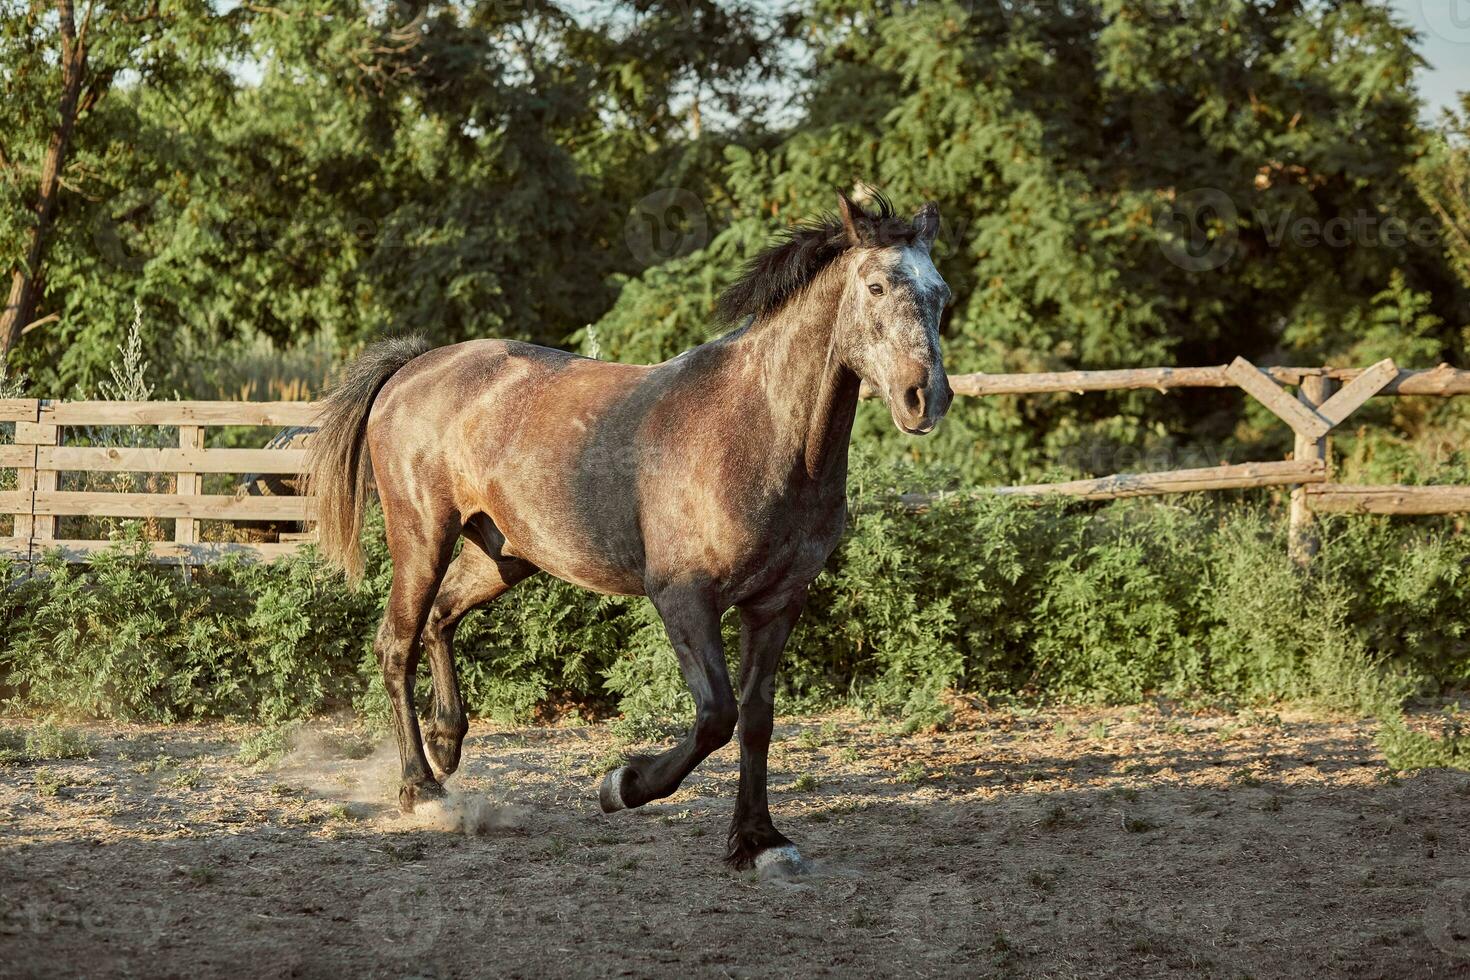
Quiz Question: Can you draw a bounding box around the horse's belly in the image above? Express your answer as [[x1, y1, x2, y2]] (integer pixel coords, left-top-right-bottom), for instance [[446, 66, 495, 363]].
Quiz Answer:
[[718, 521, 843, 603], [485, 497, 646, 597], [527, 551, 646, 597]]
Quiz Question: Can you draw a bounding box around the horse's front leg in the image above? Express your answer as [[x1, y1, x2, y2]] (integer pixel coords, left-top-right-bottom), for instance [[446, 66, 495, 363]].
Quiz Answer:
[[724, 585, 808, 873], [599, 588, 736, 813]]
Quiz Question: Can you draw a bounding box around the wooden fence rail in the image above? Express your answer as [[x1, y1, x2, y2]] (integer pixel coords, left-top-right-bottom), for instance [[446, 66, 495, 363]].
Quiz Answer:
[[3, 359, 1470, 565]]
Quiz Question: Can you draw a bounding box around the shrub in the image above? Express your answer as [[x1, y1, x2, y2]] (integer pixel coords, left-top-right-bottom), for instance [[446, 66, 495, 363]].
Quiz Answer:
[[1376, 707, 1470, 771], [1, 458, 1467, 754]]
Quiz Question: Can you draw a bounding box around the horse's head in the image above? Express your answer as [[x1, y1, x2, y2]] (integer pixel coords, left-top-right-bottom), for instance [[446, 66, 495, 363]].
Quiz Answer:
[[833, 193, 953, 435]]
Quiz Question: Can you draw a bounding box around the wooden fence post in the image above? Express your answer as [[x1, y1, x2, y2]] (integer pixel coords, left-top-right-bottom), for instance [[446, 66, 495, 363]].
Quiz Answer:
[[1289, 375, 1335, 564], [16, 418, 59, 550], [175, 425, 204, 548], [6, 400, 41, 560]]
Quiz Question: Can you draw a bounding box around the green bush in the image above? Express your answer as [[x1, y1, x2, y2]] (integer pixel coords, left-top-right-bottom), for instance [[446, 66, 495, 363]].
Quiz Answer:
[[1375, 706, 1470, 771], [2, 460, 1468, 745]]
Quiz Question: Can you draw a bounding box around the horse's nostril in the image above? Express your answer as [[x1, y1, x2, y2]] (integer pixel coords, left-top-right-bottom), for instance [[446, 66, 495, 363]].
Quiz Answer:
[[904, 385, 925, 417]]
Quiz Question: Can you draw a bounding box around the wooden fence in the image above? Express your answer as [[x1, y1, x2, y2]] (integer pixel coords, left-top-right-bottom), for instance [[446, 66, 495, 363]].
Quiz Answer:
[[2, 356, 1469, 565], [0, 399, 319, 564]]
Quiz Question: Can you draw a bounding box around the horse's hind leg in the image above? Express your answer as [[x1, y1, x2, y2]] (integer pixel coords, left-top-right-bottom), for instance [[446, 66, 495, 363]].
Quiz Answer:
[[376, 517, 458, 812], [421, 523, 537, 776]]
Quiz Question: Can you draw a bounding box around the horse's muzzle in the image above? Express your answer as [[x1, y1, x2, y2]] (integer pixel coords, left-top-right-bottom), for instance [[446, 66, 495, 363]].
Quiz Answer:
[[890, 371, 953, 435]]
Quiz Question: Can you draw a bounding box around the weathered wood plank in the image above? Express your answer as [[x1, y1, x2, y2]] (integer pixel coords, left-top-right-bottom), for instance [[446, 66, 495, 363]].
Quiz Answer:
[[14, 421, 59, 445], [1304, 485, 1470, 515], [35, 446, 307, 474], [175, 426, 204, 547], [1315, 358, 1398, 428], [26, 539, 310, 564], [993, 459, 1326, 500], [31, 491, 313, 521], [20, 422, 59, 542], [40, 401, 322, 426], [0, 445, 31, 468], [1289, 376, 1335, 564], [933, 364, 1470, 399], [1310, 364, 1470, 395], [10, 446, 35, 540], [943, 366, 1232, 397], [1225, 358, 1332, 439], [0, 399, 40, 422], [0, 536, 30, 560], [0, 490, 32, 512], [894, 460, 1327, 508]]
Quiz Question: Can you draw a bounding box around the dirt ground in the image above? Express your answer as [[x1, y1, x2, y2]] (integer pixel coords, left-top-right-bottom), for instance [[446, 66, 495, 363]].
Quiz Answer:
[[1, 704, 1467, 979]]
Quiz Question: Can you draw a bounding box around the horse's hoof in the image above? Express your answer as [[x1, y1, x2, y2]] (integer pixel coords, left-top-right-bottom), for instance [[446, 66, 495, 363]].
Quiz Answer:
[[598, 766, 633, 813], [423, 736, 462, 778], [398, 778, 445, 814], [754, 844, 807, 879]]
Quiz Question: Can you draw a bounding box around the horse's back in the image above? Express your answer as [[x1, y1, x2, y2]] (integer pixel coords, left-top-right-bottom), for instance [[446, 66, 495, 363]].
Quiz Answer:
[[366, 335, 838, 601], [367, 339, 654, 594]]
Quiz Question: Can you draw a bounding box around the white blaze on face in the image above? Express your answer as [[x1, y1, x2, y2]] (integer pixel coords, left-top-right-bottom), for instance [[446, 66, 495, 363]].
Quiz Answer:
[[899, 246, 945, 300], [885, 247, 946, 356]]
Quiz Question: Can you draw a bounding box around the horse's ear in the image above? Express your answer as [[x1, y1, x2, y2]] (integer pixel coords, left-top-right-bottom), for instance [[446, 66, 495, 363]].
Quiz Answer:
[[912, 201, 940, 250], [837, 191, 870, 246]]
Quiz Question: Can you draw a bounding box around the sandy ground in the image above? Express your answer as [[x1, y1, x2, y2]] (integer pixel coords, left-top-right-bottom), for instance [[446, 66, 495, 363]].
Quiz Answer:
[[1, 704, 1467, 979]]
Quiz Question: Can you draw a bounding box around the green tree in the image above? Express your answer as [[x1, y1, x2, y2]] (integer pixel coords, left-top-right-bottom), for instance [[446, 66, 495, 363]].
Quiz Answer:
[[1416, 96, 1470, 291], [1, 0, 788, 394], [593, 0, 1463, 481], [0, 0, 243, 368]]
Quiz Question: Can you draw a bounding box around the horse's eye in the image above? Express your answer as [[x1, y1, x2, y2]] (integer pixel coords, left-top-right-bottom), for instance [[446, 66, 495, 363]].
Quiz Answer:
[[867, 283, 884, 296]]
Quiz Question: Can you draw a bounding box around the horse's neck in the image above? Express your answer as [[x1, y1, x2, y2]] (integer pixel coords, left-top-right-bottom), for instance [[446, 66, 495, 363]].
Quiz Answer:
[[736, 276, 860, 484]]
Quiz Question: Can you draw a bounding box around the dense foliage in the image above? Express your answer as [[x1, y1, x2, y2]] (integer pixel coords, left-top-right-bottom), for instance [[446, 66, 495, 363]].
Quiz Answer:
[[2, 0, 782, 389]]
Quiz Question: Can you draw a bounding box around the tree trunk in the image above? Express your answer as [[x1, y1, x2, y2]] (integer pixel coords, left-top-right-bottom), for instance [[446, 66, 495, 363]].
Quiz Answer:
[[1, 0, 88, 361]]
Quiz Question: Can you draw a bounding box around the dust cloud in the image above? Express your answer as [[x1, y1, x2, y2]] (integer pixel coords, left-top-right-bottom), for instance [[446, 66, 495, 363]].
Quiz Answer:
[[271, 723, 531, 835]]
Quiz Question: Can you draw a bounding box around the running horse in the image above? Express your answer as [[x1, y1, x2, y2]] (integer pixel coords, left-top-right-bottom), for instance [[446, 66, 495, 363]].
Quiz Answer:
[[304, 192, 952, 872]]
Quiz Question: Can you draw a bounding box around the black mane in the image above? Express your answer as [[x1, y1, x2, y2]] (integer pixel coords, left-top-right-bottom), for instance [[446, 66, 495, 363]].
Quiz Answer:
[[716, 193, 918, 324]]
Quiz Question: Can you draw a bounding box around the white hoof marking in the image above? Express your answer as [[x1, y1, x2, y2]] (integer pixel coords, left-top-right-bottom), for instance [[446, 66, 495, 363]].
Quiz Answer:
[[605, 766, 628, 811], [755, 845, 806, 877]]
